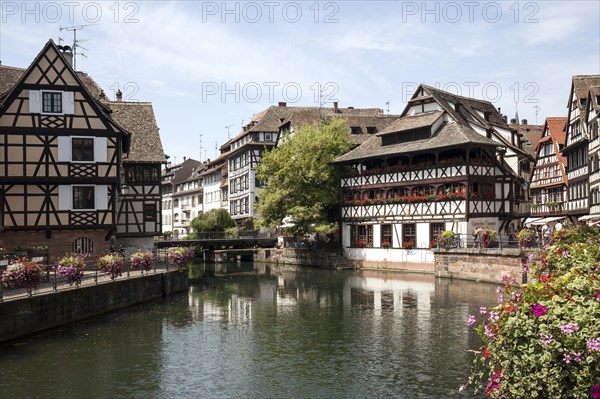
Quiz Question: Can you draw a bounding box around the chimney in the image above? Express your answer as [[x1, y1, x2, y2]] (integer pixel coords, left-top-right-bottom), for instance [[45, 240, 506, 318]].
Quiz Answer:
[[333, 101, 339, 113], [183, 156, 187, 161], [497, 107, 501, 114], [483, 110, 490, 121], [58, 45, 74, 68], [510, 118, 517, 124], [348, 106, 354, 109], [278, 102, 286, 107], [502, 115, 508, 123], [116, 89, 123, 102], [521, 119, 528, 125]]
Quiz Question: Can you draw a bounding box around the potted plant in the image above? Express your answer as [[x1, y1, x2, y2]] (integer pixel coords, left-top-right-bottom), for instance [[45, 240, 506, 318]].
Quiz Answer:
[[56, 255, 85, 285], [130, 251, 153, 272], [440, 230, 456, 248], [480, 229, 497, 248], [516, 228, 536, 248], [167, 247, 194, 271], [96, 254, 125, 280], [1, 258, 42, 290]]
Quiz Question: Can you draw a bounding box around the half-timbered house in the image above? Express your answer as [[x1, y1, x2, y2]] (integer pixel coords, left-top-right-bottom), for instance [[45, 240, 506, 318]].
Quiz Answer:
[[168, 158, 203, 239], [562, 75, 600, 220], [529, 117, 568, 220], [586, 85, 600, 220], [202, 141, 231, 214], [0, 40, 165, 258], [333, 84, 532, 268]]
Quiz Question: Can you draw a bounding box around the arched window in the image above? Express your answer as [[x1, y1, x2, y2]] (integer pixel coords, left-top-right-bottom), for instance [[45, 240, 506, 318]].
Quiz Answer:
[[72, 237, 94, 254]]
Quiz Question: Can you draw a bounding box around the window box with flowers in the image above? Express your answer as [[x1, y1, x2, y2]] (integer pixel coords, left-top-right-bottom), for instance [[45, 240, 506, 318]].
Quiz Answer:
[[1, 258, 42, 290], [96, 254, 125, 280], [381, 239, 392, 249], [516, 228, 536, 248], [56, 255, 85, 285], [402, 239, 416, 250]]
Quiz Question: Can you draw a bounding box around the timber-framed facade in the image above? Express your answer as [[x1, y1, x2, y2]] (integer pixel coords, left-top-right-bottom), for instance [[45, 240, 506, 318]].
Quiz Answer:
[[333, 85, 532, 267], [529, 117, 568, 219], [0, 40, 165, 258]]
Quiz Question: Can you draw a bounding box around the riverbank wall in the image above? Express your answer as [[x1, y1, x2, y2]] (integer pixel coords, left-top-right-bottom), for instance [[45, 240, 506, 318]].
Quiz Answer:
[[433, 248, 526, 284], [0, 270, 188, 344], [257, 246, 526, 284]]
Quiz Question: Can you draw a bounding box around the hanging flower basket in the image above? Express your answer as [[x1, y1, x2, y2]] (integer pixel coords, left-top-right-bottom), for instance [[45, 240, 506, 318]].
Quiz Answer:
[[56, 255, 86, 285], [96, 254, 125, 280], [167, 247, 194, 271], [516, 228, 536, 248], [1, 258, 42, 290], [129, 251, 152, 272]]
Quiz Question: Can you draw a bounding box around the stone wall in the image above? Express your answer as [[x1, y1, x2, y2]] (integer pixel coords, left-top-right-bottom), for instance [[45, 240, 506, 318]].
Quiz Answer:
[[0, 270, 188, 343], [256, 248, 355, 269], [433, 248, 525, 284]]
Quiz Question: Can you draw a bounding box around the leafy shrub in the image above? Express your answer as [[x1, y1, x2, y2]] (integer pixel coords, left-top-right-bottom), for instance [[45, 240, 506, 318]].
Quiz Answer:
[[464, 226, 600, 398]]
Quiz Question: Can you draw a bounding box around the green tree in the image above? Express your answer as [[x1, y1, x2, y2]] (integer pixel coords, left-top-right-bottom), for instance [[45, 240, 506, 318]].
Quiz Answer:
[[190, 208, 235, 237], [255, 118, 352, 236]]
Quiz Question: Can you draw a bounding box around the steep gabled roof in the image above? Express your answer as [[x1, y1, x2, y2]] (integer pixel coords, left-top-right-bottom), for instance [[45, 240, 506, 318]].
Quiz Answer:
[[377, 111, 443, 135], [172, 158, 202, 184], [530, 117, 568, 188], [109, 102, 167, 163], [333, 120, 499, 164], [572, 75, 600, 109], [416, 84, 509, 129], [509, 123, 544, 158]]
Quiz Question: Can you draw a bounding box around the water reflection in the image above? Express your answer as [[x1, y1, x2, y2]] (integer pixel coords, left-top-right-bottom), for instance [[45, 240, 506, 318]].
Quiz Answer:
[[0, 262, 496, 398]]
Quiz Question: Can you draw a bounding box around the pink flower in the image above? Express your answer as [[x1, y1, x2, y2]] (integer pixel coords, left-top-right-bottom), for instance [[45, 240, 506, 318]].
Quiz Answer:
[[592, 385, 600, 399], [563, 352, 571, 363], [587, 338, 600, 352], [479, 306, 487, 315], [530, 304, 548, 317], [540, 334, 553, 344], [467, 315, 477, 326], [560, 322, 578, 334]]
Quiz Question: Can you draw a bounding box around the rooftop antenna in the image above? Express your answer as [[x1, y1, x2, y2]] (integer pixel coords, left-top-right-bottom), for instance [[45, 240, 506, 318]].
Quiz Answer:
[[533, 105, 541, 125], [215, 141, 218, 158], [199, 133, 203, 163], [385, 101, 390, 115], [59, 24, 96, 70], [225, 125, 233, 139]]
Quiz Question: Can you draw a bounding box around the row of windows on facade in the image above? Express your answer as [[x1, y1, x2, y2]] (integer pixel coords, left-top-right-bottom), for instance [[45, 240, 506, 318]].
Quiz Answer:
[[205, 190, 225, 204], [569, 148, 588, 170], [229, 152, 252, 172], [162, 195, 203, 210], [166, 210, 200, 225], [230, 175, 249, 194], [531, 187, 565, 204], [231, 133, 274, 152], [176, 180, 200, 192], [570, 181, 589, 201], [533, 165, 561, 181], [230, 197, 250, 216], [350, 223, 446, 248], [204, 172, 221, 185]]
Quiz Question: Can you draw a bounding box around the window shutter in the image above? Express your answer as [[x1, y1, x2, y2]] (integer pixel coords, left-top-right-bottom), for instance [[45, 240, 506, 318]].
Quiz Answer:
[[94, 137, 107, 162], [57, 136, 71, 161], [62, 91, 75, 114], [58, 185, 71, 210], [95, 185, 108, 209], [29, 90, 41, 113]]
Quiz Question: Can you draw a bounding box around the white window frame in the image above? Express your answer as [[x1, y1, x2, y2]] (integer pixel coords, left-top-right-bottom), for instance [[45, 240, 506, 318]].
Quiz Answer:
[[58, 185, 108, 211]]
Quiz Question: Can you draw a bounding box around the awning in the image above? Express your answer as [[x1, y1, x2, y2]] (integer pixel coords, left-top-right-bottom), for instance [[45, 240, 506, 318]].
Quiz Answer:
[[523, 217, 543, 226], [530, 216, 566, 225], [578, 214, 600, 221]]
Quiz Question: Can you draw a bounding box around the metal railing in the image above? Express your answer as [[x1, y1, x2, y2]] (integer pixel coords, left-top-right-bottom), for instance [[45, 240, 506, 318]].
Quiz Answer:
[[0, 252, 177, 303]]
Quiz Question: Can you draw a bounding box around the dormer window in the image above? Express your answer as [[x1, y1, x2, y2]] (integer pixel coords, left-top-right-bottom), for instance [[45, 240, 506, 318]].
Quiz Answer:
[[43, 91, 62, 113], [351, 127, 362, 135], [367, 127, 377, 134]]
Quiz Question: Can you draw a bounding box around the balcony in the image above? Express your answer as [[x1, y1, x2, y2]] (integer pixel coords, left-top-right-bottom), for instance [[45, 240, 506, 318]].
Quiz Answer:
[[530, 202, 564, 215], [341, 160, 497, 188]]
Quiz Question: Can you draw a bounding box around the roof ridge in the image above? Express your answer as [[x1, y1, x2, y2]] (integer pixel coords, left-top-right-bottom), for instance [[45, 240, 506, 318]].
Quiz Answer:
[[421, 84, 495, 106]]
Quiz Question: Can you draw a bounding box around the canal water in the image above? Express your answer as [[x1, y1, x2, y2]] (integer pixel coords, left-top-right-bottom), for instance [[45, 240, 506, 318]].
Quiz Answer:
[[0, 262, 497, 398]]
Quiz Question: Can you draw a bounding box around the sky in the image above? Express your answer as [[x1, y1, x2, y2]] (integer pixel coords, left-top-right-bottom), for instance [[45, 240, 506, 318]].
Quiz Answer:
[[1, 1, 599, 163]]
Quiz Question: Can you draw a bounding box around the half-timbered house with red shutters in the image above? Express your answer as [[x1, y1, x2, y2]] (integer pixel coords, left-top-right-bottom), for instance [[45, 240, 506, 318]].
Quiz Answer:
[[332, 84, 532, 268], [0, 40, 165, 259], [562, 75, 600, 221], [529, 117, 568, 222], [585, 85, 600, 221]]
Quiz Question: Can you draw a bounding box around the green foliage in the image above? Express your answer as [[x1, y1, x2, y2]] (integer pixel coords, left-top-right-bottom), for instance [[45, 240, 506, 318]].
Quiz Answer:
[[465, 226, 600, 398], [516, 228, 536, 247], [440, 230, 455, 248], [255, 118, 353, 236], [190, 208, 235, 236]]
